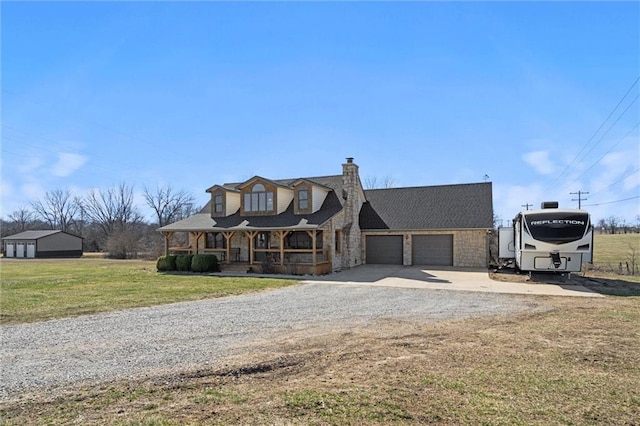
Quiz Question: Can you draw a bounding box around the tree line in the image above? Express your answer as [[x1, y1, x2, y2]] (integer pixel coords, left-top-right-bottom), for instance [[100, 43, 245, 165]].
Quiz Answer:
[[1, 184, 199, 258]]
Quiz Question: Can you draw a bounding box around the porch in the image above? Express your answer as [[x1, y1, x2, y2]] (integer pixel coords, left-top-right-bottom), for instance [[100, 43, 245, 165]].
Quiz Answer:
[[162, 229, 333, 276]]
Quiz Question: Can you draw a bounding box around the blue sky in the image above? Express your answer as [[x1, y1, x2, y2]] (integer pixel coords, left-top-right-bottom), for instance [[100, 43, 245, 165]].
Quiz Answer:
[[2, 1, 639, 226]]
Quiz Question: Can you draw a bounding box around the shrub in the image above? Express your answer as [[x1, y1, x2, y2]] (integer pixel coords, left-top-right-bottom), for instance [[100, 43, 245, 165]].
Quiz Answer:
[[191, 254, 220, 273], [156, 255, 177, 272], [176, 254, 194, 272]]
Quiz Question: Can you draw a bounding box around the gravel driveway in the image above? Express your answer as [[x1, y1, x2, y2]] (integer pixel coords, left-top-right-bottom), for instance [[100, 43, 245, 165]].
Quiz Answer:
[[1, 282, 534, 399]]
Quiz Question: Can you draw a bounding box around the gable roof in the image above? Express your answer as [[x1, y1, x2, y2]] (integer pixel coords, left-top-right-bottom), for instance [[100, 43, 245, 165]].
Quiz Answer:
[[360, 182, 493, 230], [161, 190, 344, 232], [216, 175, 344, 195], [198, 174, 346, 214], [2, 230, 82, 241], [236, 176, 293, 191]]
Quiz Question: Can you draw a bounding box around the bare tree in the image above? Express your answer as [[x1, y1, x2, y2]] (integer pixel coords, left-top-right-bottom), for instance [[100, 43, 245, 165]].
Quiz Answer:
[[364, 176, 396, 190], [143, 185, 196, 227], [7, 207, 36, 232], [605, 216, 621, 234], [80, 183, 144, 258], [82, 183, 143, 237], [31, 189, 80, 232]]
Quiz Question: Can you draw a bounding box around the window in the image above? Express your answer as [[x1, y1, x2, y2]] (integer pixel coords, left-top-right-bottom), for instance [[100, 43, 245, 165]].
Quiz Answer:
[[285, 231, 323, 249], [206, 233, 226, 249], [214, 194, 223, 214], [244, 183, 274, 213], [335, 230, 342, 253], [298, 188, 309, 211], [255, 232, 270, 248]]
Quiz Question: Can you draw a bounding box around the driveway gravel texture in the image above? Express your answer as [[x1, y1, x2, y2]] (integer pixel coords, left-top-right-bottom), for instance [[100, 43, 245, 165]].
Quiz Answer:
[[0, 282, 536, 399]]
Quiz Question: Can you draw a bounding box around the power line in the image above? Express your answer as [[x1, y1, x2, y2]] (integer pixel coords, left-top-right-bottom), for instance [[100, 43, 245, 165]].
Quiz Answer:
[[573, 94, 639, 164], [547, 76, 640, 189], [572, 121, 640, 183], [589, 168, 640, 198], [583, 195, 640, 207]]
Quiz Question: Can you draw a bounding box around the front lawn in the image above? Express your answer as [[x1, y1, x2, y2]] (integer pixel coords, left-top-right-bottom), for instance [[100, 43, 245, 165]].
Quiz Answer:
[[0, 258, 298, 325]]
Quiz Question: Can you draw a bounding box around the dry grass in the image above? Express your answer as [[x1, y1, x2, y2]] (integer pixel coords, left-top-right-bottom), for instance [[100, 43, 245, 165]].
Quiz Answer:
[[592, 233, 640, 275], [2, 293, 638, 425]]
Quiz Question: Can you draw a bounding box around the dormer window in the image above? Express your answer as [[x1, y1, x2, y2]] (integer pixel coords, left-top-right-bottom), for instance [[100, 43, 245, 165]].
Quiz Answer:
[[298, 188, 309, 210], [214, 194, 223, 214], [244, 183, 274, 212]]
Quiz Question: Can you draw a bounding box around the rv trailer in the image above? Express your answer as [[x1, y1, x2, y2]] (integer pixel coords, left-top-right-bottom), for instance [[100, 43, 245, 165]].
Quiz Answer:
[[499, 202, 593, 273]]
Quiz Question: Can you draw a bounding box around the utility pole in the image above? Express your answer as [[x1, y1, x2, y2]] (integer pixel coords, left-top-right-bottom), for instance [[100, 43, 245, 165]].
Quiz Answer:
[[521, 203, 533, 210], [570, 191, 589, 209]]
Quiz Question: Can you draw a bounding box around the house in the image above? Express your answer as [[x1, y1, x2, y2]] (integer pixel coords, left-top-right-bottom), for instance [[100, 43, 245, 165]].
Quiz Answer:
[[158, 158, 493, 275], [2, 230, 83, 258]]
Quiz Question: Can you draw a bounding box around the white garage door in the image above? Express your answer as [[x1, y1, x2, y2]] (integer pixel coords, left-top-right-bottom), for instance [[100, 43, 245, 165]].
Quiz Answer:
[[366, 235, 403, 265], [27, 242, 36, 258], [16, 243, 25, 258], [6, 243, 14, 258], [412, 235, 453, 266]]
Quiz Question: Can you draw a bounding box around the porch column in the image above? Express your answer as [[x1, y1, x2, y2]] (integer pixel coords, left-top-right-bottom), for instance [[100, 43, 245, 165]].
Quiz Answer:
[[245, 231, 258, 265], [222, 231, 235, 265], [306, 230, 317, 269], [188, 232, 195, 254], [163, 232, 174, 256], [275, 230, 290, 266], [194, 232, 205, 254]]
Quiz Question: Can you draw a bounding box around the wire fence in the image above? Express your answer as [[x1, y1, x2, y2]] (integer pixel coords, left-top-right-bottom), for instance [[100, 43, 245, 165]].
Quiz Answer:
[[586, 262, 639, 276]]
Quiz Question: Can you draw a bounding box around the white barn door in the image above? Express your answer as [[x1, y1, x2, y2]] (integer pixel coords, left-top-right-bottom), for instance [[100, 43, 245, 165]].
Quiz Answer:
[[16, 243, 25, 258], [27, 242, 36, 258]]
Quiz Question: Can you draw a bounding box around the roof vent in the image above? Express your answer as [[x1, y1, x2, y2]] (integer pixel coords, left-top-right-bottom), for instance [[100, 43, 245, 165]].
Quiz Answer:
[[541, 201, 559, 209]]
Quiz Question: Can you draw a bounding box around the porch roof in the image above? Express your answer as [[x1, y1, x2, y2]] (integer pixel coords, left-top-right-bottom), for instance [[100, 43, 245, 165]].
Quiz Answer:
[[159, 191, 343, 233]]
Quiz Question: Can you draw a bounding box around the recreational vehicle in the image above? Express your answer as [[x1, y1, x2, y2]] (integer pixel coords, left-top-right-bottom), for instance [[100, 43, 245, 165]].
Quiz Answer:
[[499, 202, 593, 273]]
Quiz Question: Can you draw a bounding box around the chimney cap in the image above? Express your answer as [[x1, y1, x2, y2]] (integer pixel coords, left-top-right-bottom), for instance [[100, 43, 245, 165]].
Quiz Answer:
[[346, 157, 354, 163]]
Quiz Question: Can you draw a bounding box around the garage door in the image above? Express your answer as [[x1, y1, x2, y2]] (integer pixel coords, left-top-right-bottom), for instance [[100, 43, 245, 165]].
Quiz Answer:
[[16, 243, 25, 258], [27, 242, 36, 258], [412, 235, 453, 266], [366, 235, 403, 265]]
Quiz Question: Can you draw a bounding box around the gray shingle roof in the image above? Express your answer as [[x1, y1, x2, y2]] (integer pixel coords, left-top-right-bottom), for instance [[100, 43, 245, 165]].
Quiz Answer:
[[161, 191, 343, 232], [2, 230, 76, 240], [198, 174, 345, 215], [219, 175, 344, 197], [360, 182, 493, 230], [164, 176, 493, 233]]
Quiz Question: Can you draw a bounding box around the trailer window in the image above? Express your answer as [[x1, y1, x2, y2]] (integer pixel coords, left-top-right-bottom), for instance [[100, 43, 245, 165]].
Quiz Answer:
[[524, 212, 589, 243]]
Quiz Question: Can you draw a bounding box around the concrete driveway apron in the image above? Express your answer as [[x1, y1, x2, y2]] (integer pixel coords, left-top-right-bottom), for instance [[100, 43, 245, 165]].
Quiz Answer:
[[304, 265, 603, 297]]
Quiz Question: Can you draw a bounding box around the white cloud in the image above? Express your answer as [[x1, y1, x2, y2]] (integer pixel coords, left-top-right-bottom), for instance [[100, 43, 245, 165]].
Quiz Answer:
[[522, 150, 555, 175], [51, 152, 88, 177], [17, 154, 45, 174]]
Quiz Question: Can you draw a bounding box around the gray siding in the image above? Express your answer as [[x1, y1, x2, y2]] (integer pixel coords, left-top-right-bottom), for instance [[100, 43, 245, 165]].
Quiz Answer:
[[38, 233, 82, 252]]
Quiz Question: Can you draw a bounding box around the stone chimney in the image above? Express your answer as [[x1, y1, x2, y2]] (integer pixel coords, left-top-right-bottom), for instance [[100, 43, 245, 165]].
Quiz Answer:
[[341, 157, 363, 268]]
